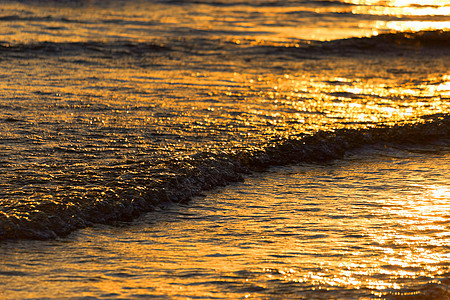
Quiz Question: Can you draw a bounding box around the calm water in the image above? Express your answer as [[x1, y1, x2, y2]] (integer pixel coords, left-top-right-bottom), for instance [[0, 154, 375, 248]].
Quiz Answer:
[[0, 0, 449, 298]]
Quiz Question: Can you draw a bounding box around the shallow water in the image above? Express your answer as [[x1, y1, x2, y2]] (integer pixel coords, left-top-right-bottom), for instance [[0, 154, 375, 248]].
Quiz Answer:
[[0, 0, 449, 298], [1, 144, 449, 299], [1, 0, 449, 239]]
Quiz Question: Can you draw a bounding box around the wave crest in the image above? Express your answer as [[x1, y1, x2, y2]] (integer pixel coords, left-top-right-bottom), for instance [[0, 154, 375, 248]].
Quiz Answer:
[[1, 114, 449, 241], [324, 30, 450, 51]]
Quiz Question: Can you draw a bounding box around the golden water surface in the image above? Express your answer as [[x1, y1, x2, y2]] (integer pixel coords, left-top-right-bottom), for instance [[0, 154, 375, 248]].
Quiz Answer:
[[0, 0, 449, 299]]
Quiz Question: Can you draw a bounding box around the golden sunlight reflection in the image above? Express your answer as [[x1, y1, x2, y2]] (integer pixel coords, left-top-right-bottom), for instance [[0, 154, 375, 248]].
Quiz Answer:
[[384, 21, 450, 32], [1, 143, 448, 299], [349, 0, 450, 33], [1, 0, 449, 298], [2, 0, 449, 44]]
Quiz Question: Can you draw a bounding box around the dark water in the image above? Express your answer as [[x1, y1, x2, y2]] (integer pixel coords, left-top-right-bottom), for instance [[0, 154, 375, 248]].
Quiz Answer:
[[0, 0, 449, 298]]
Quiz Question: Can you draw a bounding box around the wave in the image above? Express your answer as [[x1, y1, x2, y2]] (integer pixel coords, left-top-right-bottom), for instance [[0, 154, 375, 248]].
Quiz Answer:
[[382, 277, 450, 300], [250, 30, 450, 59], [0, 14, 159, 26], [0, 40, 172, 59], [1, 30, 448, 60], [285, 10, 450, 22], [1, 113, 449, 241], [319, 30, 450, 52]]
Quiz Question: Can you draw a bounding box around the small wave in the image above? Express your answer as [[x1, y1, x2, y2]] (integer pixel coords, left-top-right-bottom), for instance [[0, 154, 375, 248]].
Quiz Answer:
[[0, 114, 449, 241], [0, 14, 158, 27], [0, 14, 84, 24], [0, 15, 51, 22], [286, 10, 450, 22], [383, 278, 449, 300], [240, 30, 450, 60], [1, 30, 448, 60], [0, 41, 171, 57], [321, 30, 450, 52]]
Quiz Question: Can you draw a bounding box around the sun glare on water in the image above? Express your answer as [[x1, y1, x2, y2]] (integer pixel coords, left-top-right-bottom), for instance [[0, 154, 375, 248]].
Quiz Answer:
[[429, 185, 450, 199], [347, 0, 450, 33]]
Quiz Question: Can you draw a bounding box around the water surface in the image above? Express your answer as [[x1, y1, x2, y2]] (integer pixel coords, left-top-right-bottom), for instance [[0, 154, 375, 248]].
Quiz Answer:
[[1, 144, 449, 299], [0, 0, 449, 298]]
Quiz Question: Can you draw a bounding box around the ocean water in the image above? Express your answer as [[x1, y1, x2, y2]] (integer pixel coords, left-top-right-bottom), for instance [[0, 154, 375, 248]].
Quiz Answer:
[[0, 144, 449, 299], [0, 0, 449, 298]]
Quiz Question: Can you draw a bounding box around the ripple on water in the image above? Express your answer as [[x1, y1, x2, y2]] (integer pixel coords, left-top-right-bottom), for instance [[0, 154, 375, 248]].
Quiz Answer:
[[2, 144, 448, 299]]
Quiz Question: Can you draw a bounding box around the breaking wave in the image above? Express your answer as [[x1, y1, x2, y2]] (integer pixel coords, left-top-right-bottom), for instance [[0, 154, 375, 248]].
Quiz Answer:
[[1, 114, 448, 241]]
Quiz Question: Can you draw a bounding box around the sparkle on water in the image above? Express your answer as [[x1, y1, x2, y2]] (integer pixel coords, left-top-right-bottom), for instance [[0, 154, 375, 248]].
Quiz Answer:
[[0, 145, 448, 299], [0, 0, 449, 43], [0, 0, 449, 298]]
